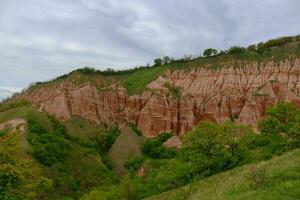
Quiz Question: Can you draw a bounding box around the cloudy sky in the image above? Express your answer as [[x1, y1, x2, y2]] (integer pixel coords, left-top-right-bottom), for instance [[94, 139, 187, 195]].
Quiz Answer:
[[0, 0, 300, 100]]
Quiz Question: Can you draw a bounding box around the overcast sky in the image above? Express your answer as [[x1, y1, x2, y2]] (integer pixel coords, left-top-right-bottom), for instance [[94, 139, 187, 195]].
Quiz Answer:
[[0, 0, 300, 100]]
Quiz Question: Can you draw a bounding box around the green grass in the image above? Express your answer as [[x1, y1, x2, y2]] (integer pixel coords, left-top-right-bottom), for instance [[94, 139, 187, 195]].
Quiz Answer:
[[0, 128, 10, 137], [147, 149, 300, 200], [123, 66, 166, 95]]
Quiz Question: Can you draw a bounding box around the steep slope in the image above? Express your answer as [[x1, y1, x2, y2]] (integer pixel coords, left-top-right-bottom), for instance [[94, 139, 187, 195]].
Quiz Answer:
[[16, 58, 300, 137], [0, 102, 117, 199], [13, 35, 300, 137], [147, 149, 300, 200]]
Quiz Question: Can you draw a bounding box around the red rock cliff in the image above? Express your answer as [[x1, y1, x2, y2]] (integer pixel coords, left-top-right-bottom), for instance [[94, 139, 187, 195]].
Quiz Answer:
[[18, 58, 300, 137]]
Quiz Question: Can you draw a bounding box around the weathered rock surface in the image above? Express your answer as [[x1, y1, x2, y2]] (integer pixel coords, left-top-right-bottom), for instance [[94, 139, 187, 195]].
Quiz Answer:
[[17, 58, 300, 137]]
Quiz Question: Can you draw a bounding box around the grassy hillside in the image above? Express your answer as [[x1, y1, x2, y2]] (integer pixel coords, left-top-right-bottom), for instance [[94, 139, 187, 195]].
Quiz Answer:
[[81, 102, 300, 200], [147, 149, 300, 200], [0, 101, 118, 200], [23, 34, 300, 96]]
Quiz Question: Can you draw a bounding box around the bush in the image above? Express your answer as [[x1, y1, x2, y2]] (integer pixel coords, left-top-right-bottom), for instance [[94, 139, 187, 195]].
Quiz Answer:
[[124, 156, 145, 172], [259, 102, 300, 140], [141, 133, 176, 159], [89, 126, 120, 154], [248, 165, 269, 189], [258, 117, 282, 134], [181, 121, 251, 173], [227, 46, 247, 54], [203, 48, 218, 57], [26, 113, 69, 166]]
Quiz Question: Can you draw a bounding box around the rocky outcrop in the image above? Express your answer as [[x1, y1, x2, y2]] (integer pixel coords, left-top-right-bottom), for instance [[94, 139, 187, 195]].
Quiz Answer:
[[17, 58, 300, 137]]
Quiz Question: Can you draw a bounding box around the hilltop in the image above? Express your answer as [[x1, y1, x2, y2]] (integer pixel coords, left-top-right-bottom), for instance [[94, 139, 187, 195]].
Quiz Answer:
[[13, 35, 300, 137]]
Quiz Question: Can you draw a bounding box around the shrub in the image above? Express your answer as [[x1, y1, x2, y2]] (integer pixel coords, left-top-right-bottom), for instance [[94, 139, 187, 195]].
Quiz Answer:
[[259, 102, 300, 140], [258, 117, 282, 134], [181, 121, 251, 173], [124, 156, 145, 172], [26, 113, 69, 166], [227, 46, 247, 54], [154, 58, 163, 66], [247, 44, 257, 51], [203, 48, 218, 57], [248, 165, 269, 189], [89, 126, 120, 154], [141, 133, 176, 159]]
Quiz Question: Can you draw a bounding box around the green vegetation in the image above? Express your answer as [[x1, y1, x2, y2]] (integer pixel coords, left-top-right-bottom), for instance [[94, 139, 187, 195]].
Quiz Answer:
[[124, 156, 145, 172], [27, 113, 69, 166], [0, 132, 52, 200], [141, 133, 176, 159], [147, 149, 300, 200], [0, 104, 119, 200], [82, 102, 300, 200], [203, 48, 218, 57], [123, 65, 166, 95], [0, 128, 10, 137], [28, 35, 300, 96], [2, 35, 300, 200], [0, 100, 30, 113]]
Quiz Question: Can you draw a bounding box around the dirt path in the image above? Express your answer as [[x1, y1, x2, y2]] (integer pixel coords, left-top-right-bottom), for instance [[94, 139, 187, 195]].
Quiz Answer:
[[0, 118, 26, 133]]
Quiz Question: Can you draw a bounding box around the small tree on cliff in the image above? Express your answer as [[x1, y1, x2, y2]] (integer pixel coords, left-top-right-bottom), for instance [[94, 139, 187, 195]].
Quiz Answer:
[[203, 48, 218, 57], [154, 58, 163, 66]]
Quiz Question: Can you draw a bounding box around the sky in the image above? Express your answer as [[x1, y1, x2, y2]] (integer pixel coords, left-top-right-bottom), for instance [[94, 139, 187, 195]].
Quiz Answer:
[[0, 0, 300, 100]]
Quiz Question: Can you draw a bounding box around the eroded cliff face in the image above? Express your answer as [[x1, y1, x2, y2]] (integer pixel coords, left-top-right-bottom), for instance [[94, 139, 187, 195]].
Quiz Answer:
[[18, 58, 300, 137]]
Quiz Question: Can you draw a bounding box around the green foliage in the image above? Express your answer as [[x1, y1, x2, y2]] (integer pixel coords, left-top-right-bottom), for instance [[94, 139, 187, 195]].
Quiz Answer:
[[89, 126, 120, 154], [248, 165, 269, 189], [26, 113, 69, 166], [83, 107, 300, 200], [0, 133, 52, 199], [181, 121, 251, 174], [148, 150, 300, 200], [247, 44, 257, 51], [141, 133, 176, 159], [0, 100, 29, 113], [154, 58, 163, 66], [259, 102, 300, 140], [258, 117, 282, 134], [203, 48, 218, 57], [228, 46, 247, 54], [124, 156, 145, 172], [0, 129, 10, 137]]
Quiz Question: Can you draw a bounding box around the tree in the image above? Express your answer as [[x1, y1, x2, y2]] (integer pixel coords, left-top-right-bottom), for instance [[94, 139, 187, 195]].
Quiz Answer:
[[0, 133, 52, 199], [154, 58, 162, 66], [181, 121, 251, 173], [227, 46, 246, 54], [203, 48, 218, 57], [247, 44, 257, 52], [162, 56, 171, 65]]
